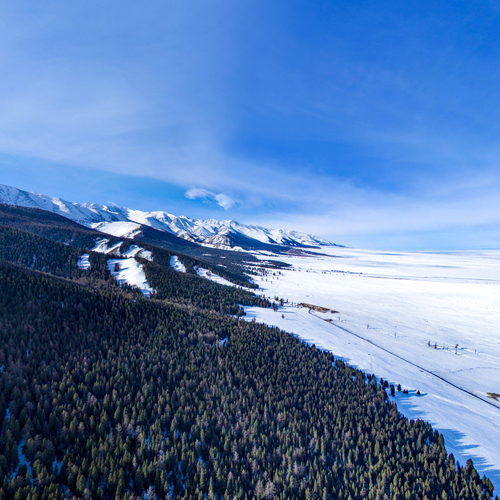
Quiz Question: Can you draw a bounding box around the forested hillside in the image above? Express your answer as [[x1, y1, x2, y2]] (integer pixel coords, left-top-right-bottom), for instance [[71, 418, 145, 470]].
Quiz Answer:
[[0, 206, 496, 499], [0, 204, 259, 288], [0, 219, 267, 317], [0, 204, 103, 251], [0, 225, 110, 281]]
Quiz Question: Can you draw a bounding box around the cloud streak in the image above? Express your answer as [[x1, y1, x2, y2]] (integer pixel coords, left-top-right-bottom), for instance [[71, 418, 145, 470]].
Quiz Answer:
[[185, 188, 236, 210], [0, 1, 499, 249]]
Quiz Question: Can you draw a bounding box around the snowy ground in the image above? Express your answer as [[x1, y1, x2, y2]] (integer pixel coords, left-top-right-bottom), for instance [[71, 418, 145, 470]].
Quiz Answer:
[[107, 258, 153, 297], [77, 253, 90, 270], [194, 266, 235, 287], [244, 246, 500, 491], [92, 238, 152, 261], [91, 221, 142, 239], [121, 245, 153, 261], [93, 238, 123, 255], [170, 255, 186, 272]]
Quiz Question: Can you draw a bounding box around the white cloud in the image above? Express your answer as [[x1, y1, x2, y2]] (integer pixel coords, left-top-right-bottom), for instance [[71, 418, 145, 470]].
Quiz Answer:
[[1, 2, 499, 250], [185, 188, 236, 210], [248, 177, 500, 249]]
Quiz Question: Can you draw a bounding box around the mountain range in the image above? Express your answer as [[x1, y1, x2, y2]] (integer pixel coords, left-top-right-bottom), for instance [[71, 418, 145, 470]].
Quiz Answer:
[[0, 183, 338, 251]]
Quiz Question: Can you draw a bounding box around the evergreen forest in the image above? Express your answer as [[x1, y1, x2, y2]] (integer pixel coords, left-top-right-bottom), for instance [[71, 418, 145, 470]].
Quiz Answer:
[[0, 204, 496, 499]]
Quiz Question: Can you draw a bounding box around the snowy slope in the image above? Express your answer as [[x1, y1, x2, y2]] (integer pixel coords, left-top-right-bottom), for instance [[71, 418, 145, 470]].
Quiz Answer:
[[77, 254, 91, 270], [92, 238, 123, 254], [91, 221, 142, 239], [121, 245, 153, 261], [194, 266, 235, 287], [91, 238, 153, 261], [107, 258, 153, 297], [0, 184, 334, 250], [170, 255, 186, 272], [0, 184, 127, 224], [244, 247, 500, 491]]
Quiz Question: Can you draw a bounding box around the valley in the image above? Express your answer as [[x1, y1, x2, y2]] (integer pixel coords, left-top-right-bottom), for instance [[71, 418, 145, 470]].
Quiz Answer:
[[244, 246, 500, 491]]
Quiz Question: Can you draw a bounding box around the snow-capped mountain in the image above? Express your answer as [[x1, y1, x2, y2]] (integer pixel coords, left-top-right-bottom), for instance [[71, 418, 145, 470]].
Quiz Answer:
[[0, 184, 127, 223], [0, 183, 337, 250]]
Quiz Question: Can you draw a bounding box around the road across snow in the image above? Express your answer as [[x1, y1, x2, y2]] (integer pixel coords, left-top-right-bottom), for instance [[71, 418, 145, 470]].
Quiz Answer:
[[244, 246, 500, 492]]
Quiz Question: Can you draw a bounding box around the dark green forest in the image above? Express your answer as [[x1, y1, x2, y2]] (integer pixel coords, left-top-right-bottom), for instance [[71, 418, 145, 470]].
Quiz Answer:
[[0, 205, 496, 499], [0, 204, 258, 288], [0, 220, 267, 315]]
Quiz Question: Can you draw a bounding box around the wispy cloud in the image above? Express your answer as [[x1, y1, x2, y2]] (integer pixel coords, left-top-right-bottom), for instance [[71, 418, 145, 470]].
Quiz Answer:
[[251, 173, 500, 249], [185, 188, 236, 210], [0, 1, 499, 249]]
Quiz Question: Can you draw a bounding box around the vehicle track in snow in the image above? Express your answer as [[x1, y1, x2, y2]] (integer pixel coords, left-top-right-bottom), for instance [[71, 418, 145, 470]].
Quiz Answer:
[[307, 309, 500, 411]]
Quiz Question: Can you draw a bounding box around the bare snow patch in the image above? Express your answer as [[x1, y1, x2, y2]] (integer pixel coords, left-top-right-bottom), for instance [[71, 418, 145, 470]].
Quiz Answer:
[[107, 258, 153, 297], [91, 221, 142, 239], [140, 250, 153, 261], [92, 238, 123, 255], [170, 255, 186, 273], [92, 239, 152, 261], [194, 266, 234, 287], [11, 440, 33, 483], [122, 245, 153, 261], [77, 253, 91, 270]]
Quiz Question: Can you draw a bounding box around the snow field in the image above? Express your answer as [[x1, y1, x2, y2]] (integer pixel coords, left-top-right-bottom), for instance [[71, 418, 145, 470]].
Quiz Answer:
[[244, 247, 500, 491], [107, 258, 153, 297], [122, 245, 153, 261], [194, 266, 235, 287], [91, 221, 142, 239], [92, 238, 123, 254], [170, 255, 186, 272], [92, 238, 152, 261]]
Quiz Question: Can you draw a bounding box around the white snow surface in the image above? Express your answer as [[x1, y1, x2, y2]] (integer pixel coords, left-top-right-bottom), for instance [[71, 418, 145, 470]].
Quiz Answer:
[[12, 440, 33, 483], [91, 239, 152, 261], [122, 245, 153, 261], [244, 246, 500, 491], [92, 238, 123, 254], [194, 266, 235, 287], [0, 183, 334, 249], [0, 184, 128, 224], [170, 255, 186, 273], [107, 258, 153, 297], [77, 253, 91, 270], [91, 221, 142, 239]]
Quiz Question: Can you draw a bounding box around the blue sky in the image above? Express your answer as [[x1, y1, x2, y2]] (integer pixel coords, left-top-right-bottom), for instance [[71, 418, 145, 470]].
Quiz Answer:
[[0, 0, 499, 249]]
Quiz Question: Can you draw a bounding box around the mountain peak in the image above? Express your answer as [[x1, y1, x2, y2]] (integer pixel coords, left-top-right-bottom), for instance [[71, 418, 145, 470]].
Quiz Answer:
[[0, 183, 338, 250]]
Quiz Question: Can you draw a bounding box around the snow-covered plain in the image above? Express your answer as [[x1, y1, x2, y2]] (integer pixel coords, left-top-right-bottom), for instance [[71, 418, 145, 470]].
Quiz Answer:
[[244, 247, 500, 491]]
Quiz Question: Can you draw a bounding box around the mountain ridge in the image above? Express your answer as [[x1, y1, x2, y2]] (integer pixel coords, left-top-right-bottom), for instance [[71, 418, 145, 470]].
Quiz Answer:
[[0, 183, 339, 251]]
